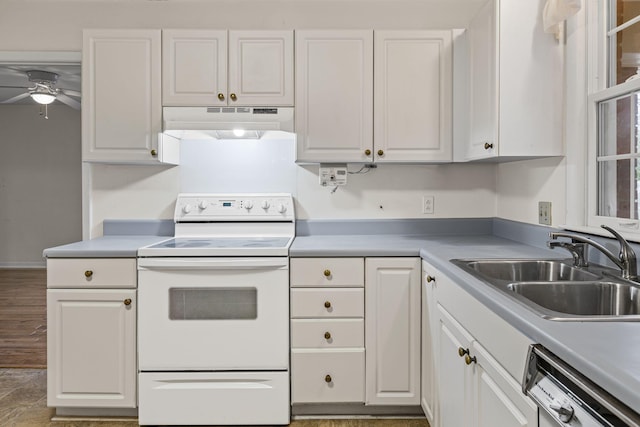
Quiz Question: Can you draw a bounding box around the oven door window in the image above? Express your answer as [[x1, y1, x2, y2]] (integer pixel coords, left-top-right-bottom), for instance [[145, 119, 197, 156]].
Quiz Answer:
[[169, 287, 257, 320]]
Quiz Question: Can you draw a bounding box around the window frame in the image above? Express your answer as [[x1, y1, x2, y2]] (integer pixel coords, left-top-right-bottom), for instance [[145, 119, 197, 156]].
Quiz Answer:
[[587, 0, 640, 234]]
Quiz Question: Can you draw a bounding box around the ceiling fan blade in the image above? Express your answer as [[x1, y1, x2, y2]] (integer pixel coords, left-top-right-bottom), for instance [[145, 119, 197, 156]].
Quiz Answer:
[[60, 88, 81, 97], [56, 93, 81, 109], [0, 85, 30, 90], [1, 92, 31, 104]]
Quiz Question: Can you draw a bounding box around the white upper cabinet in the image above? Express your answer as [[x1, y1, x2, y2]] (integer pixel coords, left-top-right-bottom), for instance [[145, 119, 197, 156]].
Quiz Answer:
[[457, 0, 563, 161], [374, 31, 452, 163], [163, 30, 293, 106], [295, 30, 374, 163], [83, 29, 177, 164], [296, 30, 452, 163]]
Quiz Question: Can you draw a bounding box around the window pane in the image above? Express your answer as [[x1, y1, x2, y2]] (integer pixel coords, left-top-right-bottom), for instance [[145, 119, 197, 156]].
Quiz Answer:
[[598, 159, 639, 219], [598, 91, 640, 156], [609, 0, 640, 86]]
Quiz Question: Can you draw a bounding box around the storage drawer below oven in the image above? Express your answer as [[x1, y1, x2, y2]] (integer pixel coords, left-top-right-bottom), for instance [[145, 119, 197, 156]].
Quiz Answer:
[[291, 348, 365, 403], [139, 371, 290, 425]]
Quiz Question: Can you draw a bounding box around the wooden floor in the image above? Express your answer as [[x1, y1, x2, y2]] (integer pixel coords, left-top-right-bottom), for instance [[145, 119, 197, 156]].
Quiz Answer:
[[0, 269, 47, 368]]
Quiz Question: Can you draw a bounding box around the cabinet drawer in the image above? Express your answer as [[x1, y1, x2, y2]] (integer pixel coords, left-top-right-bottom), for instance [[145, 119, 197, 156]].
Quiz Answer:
[[47, 258, 137, 289], [291, 288, 364, 318], [290, 258, 364, 287], [291, 349, 364, 403], [291, 319, 364, 348]]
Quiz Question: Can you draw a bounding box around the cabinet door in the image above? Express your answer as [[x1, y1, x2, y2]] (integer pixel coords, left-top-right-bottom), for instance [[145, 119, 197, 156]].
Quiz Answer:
[[421, 261, 439, 424], [437, 303, 474, 427], [82, 29, 164, 163], [295, 30, 373, 163], [47, 289, 136, 408], [466, 0, 497, 160], [228, 31, 294, 106], [162, 29, 227, 106], [374, 31, 452, 163], [472, 341, 538, 427], [365, 257, 420, 405]]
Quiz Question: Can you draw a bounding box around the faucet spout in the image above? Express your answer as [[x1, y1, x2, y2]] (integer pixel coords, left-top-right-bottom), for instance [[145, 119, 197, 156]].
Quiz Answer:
[[548, 226, 638, 281]]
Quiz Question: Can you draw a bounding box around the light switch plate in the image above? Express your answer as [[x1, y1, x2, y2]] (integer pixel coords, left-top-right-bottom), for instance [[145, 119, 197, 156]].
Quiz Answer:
[[538, 201, 552, 225], [423, 196, 435, 214]]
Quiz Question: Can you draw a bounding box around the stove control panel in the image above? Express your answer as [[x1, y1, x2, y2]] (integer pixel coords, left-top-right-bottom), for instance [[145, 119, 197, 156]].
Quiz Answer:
[[174, 193, 294, 222]]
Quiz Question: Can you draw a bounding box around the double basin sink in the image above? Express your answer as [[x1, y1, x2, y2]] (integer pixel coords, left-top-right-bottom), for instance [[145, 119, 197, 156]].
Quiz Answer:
[[451, 259, 640, 321]]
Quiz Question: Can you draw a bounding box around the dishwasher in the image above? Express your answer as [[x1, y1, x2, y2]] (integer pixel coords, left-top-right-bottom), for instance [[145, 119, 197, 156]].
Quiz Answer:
[[522, 344, 640, 426]]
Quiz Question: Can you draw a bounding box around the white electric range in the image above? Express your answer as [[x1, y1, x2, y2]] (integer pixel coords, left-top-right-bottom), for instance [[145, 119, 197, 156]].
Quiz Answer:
[[137, 193, 294, 426]]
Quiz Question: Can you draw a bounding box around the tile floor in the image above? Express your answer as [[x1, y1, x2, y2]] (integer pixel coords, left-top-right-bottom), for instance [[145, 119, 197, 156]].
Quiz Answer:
[[0, 369, 429, 427]]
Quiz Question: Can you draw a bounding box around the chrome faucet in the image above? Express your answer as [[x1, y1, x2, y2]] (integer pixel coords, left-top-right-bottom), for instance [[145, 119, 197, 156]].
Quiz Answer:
[[548, 225, 638, 281]]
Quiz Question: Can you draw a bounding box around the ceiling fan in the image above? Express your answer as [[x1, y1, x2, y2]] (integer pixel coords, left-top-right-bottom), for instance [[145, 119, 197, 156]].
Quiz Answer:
[[0, 69, 81, 110]]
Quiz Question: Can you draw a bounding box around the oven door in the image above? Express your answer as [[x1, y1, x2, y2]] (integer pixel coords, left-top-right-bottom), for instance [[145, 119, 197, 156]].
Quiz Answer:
[[138, 257, 289, 371]]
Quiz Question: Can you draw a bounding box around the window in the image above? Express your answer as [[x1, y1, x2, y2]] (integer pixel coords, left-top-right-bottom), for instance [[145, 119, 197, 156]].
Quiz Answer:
[[589, 1, 640, 232]]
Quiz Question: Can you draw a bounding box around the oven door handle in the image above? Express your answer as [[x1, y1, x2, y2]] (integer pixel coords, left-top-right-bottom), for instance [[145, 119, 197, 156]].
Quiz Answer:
[[138, 257, 288, 270]]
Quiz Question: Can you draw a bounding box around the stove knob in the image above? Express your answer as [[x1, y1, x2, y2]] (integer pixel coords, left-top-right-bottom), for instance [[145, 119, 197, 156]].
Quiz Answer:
[[244, 200, 254, 210], [549, 399, 574, 423], [198, 201, 208, 210], [182, 204, 193, 214], [277, 203, 287, 214], [261, 200, 270, 210]]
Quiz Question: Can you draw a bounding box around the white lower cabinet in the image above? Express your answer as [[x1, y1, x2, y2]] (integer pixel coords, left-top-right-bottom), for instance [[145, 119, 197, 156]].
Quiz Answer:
[[365, 257, 421, 405], [290, 257, 365, 404], [47, 288, 137, 408], [432, 268, 538, 427], [421, 261, 438, 425], [46, 258, 137, 409]]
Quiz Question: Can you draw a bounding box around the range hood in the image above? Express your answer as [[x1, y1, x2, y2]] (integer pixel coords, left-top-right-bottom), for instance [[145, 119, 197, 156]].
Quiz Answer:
[[163, 106, 294, 140]]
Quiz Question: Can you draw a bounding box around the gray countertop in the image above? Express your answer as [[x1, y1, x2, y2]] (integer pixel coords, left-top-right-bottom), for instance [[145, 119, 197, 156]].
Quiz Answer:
[[291, 233, 640, 414], [42, 235, 170, 258]]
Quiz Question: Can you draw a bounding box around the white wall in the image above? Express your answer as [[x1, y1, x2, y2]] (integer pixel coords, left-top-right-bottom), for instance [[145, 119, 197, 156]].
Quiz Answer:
[[88, 138, 496, 237], [0, 105, 82, 266], [496, 157, 566, 226]]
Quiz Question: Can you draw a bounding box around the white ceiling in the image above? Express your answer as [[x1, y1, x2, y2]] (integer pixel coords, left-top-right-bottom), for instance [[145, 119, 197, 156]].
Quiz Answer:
[[0, 64, 81, 106]]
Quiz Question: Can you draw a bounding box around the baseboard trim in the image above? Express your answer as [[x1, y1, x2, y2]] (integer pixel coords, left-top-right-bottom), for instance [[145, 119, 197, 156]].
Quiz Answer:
[[0, 262, 45, 269]]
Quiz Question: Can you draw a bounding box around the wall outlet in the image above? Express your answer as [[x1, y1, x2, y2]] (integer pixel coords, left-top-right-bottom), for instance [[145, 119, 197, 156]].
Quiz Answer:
[[538, 201, 552, 225], [423, 196, 435, 214]]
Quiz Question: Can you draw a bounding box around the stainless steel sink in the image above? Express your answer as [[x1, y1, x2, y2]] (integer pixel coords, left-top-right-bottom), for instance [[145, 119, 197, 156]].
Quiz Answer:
[[451, 258, 640, 321], [454, 259, 600, 282], [508, 281, 640, 317]]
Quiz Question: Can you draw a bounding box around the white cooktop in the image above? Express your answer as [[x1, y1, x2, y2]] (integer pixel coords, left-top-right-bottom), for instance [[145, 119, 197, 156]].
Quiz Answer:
[[138, 193, 295, 257]]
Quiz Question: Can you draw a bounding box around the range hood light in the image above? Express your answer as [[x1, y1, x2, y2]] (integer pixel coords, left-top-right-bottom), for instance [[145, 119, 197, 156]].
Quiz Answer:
[[214, 130, 263, 139]]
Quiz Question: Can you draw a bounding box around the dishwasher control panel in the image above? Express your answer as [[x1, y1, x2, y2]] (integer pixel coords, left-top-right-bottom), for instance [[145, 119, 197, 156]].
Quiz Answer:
[[529, 375, 602, 426]]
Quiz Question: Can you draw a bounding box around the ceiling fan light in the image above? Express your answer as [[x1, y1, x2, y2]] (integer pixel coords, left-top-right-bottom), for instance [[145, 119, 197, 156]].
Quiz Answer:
[[30, 92, 56, 105]]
